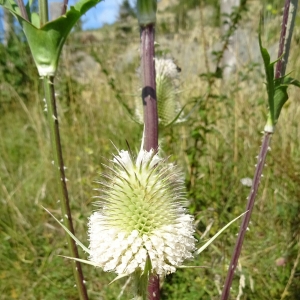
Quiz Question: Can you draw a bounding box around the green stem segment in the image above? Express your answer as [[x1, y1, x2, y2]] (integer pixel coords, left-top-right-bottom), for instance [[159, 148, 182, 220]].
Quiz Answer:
[[43, 76, 89, 300], [39, 0, 49, 27]]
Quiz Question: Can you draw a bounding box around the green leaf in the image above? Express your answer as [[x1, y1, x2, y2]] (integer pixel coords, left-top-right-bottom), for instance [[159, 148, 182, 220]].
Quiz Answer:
[[283, 76, 300, 88], [273, 84, 288, 123], [178, 265, 209, 269], [60, 255, 97, 267], [196, 211, 248, 255], [0, 0, 102, 75], [258, 32, 276, 129], [108, 274, 129, 285], [265, 75, 300, 131], [43, 207, 90, 254], [62, 254, 130, 285], [259, 28, 300, 132], [30, 12, 40, 28], [0, 0, 20, 14]]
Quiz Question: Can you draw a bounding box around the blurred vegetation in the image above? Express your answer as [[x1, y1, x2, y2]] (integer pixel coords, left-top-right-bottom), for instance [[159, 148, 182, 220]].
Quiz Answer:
[[1, 0, 300, 299]]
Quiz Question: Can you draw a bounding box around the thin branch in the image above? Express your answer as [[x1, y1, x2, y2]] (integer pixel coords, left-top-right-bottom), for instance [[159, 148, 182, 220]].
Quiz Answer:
[[17, 0, 29, 21], [220, 132, 271, 300], [43, 76, 89, 300]]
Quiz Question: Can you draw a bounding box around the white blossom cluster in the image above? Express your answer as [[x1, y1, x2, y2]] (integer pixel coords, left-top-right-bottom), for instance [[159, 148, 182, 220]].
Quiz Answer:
[[155, 57, 180, 80], [88, 149, 196, 276]]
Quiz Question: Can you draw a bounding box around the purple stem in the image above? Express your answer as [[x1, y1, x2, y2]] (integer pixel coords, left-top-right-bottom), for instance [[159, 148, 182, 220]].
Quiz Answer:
[[140, 24, 159, 152], [275, 0, 290, 79], [61, 0, 68, 15], [148, 274, 160, 300], [140, 23, 159, 300], [44, 77, 89, 300], [17, 0, 29, 21], [220, 133, 271, 300], [220, 1, 296, 299]]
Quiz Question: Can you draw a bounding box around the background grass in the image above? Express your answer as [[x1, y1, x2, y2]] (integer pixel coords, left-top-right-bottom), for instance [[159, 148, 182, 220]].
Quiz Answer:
[[1, 0, 300, 299]]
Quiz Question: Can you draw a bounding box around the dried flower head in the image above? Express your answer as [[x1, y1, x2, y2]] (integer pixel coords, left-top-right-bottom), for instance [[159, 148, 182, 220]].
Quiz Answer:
[[88, 148, 196, 277]]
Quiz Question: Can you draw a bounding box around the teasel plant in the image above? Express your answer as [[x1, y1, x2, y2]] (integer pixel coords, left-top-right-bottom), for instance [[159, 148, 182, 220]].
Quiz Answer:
[[45, 140, 246, 299], [135, 0, 187, 297], [44, 1, 245, 299], [136, 0, 160, 297], [221, 1, 300, 299], [84, 1, 244, 298], [0, 0, 104, 299]]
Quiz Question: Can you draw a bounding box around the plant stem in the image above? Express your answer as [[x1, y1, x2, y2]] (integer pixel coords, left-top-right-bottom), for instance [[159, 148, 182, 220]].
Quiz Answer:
[[17, 0, 29, 21], [140, 23, 159, 300], [141, 24, 158, 152], [38, 1, 88, 298], [61, 0, 69, 15], [220, 132, 271, 300], [275, 0, 298, 80], [43, 76, 89, 300], [220, 1, 297, 299], [147, 274, 160, 300], [39, 0, 49, 27]]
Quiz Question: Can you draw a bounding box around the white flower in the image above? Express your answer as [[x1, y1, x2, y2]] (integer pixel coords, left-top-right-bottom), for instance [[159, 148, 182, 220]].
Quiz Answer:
[[155, 58, 179, 80], [88, 148, 196, 277]]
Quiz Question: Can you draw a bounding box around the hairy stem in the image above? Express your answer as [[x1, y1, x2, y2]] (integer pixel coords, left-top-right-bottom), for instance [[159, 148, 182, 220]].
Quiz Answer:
[[38, 3, 88, 299], [43, 76, 89, 300], [275, 0, 298, 80], [220, 132, 271, 300], [220, 1, 298, 299]]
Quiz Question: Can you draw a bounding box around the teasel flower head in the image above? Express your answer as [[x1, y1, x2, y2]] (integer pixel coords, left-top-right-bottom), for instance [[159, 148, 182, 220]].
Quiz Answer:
[[134, 57, 185, 127], [88, 148, 196, 278]]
